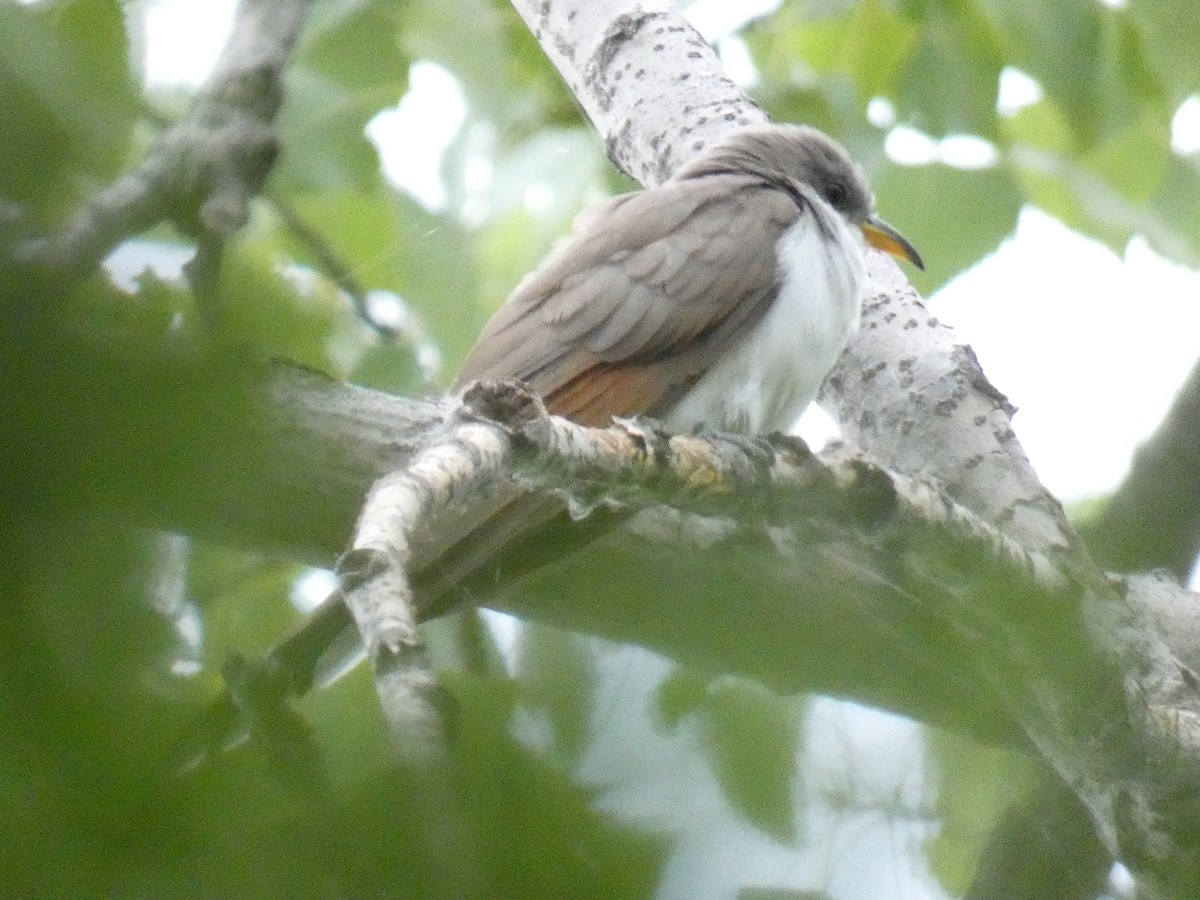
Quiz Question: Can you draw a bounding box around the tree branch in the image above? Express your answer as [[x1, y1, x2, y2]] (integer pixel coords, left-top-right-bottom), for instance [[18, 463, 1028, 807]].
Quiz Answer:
[[12, 0, 312, 288], [329, 378, 1083, 750]]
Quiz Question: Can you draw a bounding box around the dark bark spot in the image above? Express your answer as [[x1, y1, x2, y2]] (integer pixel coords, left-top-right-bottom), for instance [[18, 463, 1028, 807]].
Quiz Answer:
[[861, 361, 886, 382], [337, 546, 389, 594]]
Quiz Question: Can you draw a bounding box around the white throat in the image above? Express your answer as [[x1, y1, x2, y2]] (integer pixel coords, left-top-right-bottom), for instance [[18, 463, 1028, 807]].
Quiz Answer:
[[664, 205, 867, 434]]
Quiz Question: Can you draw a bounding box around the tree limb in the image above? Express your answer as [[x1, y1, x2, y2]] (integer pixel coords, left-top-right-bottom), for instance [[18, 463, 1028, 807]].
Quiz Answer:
[[11, 0, 312, 288], [329, 378, 1082, 754]]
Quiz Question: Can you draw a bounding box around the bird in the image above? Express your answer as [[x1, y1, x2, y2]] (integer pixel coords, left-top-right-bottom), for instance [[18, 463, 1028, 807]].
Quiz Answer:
[[452, 123, 921, 435], [278, 123, 923, 692], [399, 123, 924, 619]]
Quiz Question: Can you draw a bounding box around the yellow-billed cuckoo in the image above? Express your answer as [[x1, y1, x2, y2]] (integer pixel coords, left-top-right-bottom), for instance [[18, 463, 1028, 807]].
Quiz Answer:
[[453, 123, 921, 431], [278, 124, 922, 692]]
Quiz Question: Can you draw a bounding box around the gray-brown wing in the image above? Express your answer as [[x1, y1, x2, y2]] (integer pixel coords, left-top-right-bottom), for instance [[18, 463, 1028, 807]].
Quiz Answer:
[[453, 174, 801, 422]]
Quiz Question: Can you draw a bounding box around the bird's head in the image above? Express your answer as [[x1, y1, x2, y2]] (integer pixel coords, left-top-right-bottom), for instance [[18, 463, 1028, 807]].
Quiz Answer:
[[673, 124, 924, 270]]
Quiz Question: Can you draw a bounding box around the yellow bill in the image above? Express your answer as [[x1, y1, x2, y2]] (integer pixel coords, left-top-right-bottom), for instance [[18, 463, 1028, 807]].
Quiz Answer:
[[862, 215, 924, 270]]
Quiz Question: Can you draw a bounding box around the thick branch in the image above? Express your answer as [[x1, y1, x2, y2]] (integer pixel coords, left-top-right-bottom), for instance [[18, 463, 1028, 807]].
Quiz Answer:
[[510, 0, 763, 187], [15, 324, 1200, 860], [309, 380, 1080, 755]]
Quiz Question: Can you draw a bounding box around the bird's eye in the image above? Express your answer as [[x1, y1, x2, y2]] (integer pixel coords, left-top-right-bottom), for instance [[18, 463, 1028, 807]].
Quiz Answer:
[[824, 181, 848, 210]]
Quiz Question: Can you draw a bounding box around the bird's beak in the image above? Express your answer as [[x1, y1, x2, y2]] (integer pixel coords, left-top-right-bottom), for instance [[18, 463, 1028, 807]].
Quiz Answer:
[[861, 215, 924, 270]]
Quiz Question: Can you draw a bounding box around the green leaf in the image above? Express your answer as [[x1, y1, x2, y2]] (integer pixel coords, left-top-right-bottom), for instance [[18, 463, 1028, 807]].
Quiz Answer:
[[1003, 101, 1194, 262], [925, 729, 1030, 896], [749, 1, 1002, 137], [472, 128, 610, 312], [513, 624, 597, 765], [1083, 115, 1170, 206], [892, 1, 1005, 138], [1127, 0, 1200, 109], [975, 0, 1127, 148], [753, 81, 848, 141], [660, 675, 801, 843], [276, 188, 479, 374], [217, 239, 372, 376], [1000, 99, 1090, 233], [404, 0, 512, 121], [274, 0, 409, 192], [872, 162, 1023, 294], [0, 0, 138, 215], [297, 0, 406, 89], [784, 0, 920, 100], [1143, 156, 1200, 266], [444, 668, 667, 898]]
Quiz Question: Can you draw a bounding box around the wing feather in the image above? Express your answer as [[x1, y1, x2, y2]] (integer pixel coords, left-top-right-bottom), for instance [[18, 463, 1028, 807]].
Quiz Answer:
[[453, 174, 803, 421]]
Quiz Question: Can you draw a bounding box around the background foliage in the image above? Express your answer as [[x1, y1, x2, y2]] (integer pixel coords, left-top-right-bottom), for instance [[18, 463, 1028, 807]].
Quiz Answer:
[[2, 0, 1198, 896]]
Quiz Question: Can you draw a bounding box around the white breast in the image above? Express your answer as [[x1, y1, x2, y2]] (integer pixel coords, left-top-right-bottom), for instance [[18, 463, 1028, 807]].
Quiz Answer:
[[664, 204, 867, 434]]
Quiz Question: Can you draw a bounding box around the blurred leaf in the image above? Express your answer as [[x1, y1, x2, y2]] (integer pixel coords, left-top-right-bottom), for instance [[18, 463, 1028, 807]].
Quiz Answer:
[[274, 0, 409, 192], [275, 71, 393, 192], [1083, 114, 1170, 205], [299, 655, 397, 788], [1126, 0, 1200, 109], [892, 1, 1004, 138], [789, 0, 920, 101], [69, 256, 196, 348], [976, 0, 1106, 146], [473, 128, 609, 312], [277, 188, 479, 375], [656, 668, 709, 727], [746, 4, 888, 140], [1001, 99, 1089, 232], [753, 80, 848, 140], [1144, 156, 1200, 266], [445, 669, 667, 897], [925, 728, 1031, 896], [872, 162, 1023, 294], [217, 240, 371, 376], [659, 674, 800, 843], [297, 0, 405, 89], [1001, 96, 1072, 156], [1096, 14, 1169, 141], [514, 624, 596, 765], [198, 556, 303, 667], [348, 336, 430, 396], [0, 0, 138, 215], [404, 0, 511, 121], [1005, 104, 1195, 262]]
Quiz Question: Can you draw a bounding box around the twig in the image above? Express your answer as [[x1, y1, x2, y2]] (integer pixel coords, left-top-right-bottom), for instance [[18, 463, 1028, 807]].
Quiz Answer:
[[269, 193, 440, 372]]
